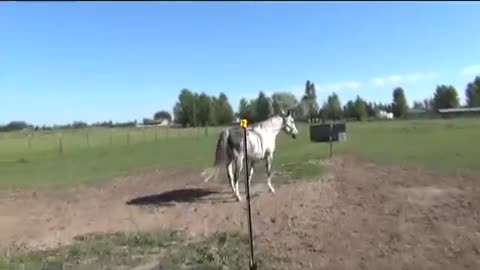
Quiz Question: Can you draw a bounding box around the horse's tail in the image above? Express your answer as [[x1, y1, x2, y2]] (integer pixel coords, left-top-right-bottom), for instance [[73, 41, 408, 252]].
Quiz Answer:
[[201, 129, 230, 182], [214, 128, 229, 166]]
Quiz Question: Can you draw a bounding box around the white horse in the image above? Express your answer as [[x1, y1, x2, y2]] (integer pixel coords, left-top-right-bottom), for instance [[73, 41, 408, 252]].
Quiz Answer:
[[202, 110, 299, 202]]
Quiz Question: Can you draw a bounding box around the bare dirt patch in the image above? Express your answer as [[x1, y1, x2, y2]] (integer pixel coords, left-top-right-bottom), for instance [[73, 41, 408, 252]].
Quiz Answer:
[[1, 155, 480, 269]]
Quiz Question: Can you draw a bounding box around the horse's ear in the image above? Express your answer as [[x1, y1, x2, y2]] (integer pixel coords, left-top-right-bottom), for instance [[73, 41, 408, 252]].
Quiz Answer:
[[286, 110, 291, 117]]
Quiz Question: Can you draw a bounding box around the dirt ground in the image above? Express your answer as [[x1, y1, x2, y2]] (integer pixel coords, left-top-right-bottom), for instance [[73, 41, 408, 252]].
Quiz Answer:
[[1, 155, 480, 269]]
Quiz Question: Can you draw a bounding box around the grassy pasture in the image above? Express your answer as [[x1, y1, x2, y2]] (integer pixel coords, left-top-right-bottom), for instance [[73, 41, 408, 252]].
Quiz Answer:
[[0, 118, 479, 188], [1, 118, 479, 270]]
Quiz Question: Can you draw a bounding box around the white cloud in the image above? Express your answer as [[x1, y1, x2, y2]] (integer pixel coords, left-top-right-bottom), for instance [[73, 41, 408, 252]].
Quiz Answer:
[[459, 64, 480, 77], [370, 72, 436, 87]]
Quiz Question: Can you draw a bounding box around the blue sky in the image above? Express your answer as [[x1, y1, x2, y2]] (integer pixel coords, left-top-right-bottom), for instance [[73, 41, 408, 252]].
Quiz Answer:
[[1, 2, 480, 126]]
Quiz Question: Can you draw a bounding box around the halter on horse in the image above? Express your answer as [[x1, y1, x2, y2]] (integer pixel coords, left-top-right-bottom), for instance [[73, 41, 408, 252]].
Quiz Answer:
[[202, 110, 299, 201]]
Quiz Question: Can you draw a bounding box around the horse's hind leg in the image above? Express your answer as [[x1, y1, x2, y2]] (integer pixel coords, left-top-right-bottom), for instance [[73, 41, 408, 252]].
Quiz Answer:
[[266, 154, 275, 193], [233, 155, 243, 202]]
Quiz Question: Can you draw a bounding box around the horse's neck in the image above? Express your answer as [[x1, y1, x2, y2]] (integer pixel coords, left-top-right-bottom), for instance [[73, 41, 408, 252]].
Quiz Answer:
[[252, 116, 282, 139]]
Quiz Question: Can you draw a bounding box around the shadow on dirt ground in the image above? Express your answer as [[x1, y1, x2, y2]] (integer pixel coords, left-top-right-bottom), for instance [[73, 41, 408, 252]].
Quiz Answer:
[[125, 187, 237, 207]]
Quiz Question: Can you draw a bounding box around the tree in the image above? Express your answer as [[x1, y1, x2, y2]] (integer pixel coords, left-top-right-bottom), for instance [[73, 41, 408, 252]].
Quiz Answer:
[[412, 101, 425, 109], [433, 85, 460, 109], [0, 121, 31, 132], [293, 100, 309, 121], [300, 80, 319, 121], [173, 102, 185, 126], [465, 76, 480, 107], [209, 97, 218, 126], [255, 91, 274, 122], [353, 96, 368, 121], [197, 93, 212, 126], [238, 98, 249, 118], [72, 121, 88, 129], [343, 100, 355, 119], [173, 88, 196, 127], [366, 102, 376, 118], [142, 118, 154, 125], [215, 93, 234, 125], [392, 87, 409, 118], [271, 92, 298, 115], [423, 98, 434, 111], [153, 110, 172, 122], [322, 93, 343, 120]]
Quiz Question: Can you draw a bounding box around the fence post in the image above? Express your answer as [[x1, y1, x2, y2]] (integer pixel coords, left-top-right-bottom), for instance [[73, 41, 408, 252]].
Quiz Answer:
[[27, 133, 33, 150], [86, 130, 90, 148], [58, 133, 63, 154]]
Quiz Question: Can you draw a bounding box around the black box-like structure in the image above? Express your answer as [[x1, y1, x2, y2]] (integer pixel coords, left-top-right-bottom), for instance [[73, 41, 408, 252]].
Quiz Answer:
[[310, 122, 347, 143]]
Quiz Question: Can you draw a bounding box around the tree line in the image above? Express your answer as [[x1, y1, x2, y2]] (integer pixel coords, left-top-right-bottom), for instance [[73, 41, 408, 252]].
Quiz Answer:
[[170, 74, 480, 126], [2, 75, 479, 132]]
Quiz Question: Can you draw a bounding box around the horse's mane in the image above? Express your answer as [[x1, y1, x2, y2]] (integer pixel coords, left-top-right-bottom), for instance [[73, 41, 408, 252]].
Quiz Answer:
[[249, 114, 283, 129]]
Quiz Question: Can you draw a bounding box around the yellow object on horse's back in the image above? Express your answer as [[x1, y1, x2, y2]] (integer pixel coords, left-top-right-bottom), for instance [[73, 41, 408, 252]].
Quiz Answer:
[[240, 119, 249, 128]]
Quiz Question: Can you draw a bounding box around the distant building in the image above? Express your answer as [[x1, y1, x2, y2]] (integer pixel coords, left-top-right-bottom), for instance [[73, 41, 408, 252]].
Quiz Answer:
[[154, 119, 171, 126], [136, 118, 171, 128], [376, 110, 394, 120], [437, 107, 480, 118]]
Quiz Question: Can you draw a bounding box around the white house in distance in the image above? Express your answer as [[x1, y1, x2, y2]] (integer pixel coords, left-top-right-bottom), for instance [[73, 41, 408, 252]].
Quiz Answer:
[[377, 110, 394, 120], [153, 118, 170, 126], [136, 118, 171, 128]]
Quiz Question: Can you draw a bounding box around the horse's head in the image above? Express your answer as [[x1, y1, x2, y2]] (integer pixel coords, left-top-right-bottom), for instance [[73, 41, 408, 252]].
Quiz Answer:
[[280, 110, 299, 139]]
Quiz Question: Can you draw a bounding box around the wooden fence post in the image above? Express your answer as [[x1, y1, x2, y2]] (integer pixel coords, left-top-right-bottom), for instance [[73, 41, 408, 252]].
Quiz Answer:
[[27, 133, 33, 150], [58, 133, 64, 154], [86, 130, 90, 148]]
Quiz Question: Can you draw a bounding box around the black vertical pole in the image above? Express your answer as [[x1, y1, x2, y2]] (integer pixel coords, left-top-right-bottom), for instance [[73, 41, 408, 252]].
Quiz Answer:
[[242, 121, 257, 270]]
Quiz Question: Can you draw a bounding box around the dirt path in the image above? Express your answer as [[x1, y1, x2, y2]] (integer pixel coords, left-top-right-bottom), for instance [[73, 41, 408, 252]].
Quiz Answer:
[[1, 156, 479, 269]]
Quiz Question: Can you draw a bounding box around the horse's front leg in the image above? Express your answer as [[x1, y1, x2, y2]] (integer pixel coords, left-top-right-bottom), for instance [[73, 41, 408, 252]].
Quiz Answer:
[[266, 154, 275, 193], [226, 160, 235, 195], [247, 160, 255, 187], [233, 154, 243, 202]]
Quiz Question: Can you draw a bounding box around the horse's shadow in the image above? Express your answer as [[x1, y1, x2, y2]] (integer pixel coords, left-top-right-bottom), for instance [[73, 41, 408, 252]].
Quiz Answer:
[[125, 187, 237, 207]]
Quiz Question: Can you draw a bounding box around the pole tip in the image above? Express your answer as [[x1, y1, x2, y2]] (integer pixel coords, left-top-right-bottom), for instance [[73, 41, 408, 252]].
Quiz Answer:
[[240, 119, 249, 128]]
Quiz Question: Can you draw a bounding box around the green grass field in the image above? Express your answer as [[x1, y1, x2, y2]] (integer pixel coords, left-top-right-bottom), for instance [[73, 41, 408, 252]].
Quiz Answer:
[[1, 118, 479, 270], [0, 118, 479, 188]]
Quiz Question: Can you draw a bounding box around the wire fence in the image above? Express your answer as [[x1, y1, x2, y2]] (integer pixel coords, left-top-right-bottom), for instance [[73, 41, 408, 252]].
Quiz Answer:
[[0, 126, 226, 156]]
